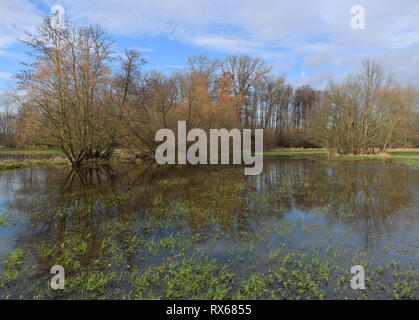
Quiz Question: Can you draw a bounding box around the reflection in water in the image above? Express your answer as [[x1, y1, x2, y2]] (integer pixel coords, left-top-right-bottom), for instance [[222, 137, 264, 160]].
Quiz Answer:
[[5, 159, 419, 251], [0, 157, 418, 299], [251, 160, 418, 248]]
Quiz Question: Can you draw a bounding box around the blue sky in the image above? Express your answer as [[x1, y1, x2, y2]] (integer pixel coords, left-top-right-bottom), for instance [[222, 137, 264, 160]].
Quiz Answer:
[[1, 0, 419, 93]]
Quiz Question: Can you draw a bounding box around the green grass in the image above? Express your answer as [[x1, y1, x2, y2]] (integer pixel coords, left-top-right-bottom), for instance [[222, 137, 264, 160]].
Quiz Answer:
[[263, 149, 419, 167], [130, 257, 233, 299], [0, 211, 24, 227], [0, 248, 27, 289], [262, 149, 326, 157], [0, 158, 69, 172], [0, 149, 62, 155], [384, 151, 419, 167], [1, 168, 418, 299]]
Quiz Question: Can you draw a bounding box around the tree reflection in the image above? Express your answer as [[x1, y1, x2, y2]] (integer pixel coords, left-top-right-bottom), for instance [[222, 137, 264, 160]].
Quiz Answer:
[[2, 158, 418, 263]]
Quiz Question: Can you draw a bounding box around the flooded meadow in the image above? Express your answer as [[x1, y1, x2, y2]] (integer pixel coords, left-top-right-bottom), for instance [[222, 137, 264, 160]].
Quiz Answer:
[[0, 157, 418, 299]]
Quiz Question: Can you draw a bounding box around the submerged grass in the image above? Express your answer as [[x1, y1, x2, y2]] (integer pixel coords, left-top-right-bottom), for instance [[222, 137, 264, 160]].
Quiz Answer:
[[2, 189, 418, 300], [0, 248, 27, 289], [0, 158, 418, 299]]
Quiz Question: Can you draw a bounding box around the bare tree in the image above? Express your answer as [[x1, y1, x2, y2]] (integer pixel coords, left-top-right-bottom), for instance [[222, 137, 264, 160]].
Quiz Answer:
[[222, 55, 272, 128], [0, 92, 15, 148], [16, 17, 135, 166], [311, 58, 408, 154]]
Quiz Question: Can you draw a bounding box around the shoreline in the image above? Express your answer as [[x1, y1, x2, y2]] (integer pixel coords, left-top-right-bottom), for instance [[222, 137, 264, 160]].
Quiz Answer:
[[262, 148, 419, 167], [0, 148, 417, 173]]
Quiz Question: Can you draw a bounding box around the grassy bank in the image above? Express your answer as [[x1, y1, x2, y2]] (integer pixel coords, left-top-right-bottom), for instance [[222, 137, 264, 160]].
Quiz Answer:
[[263, 149, 326, 157], [0, 148, 418, 172], [0, 148, 129, 173], [0, 149, 63, 155], [263, 149, 419, 168], [0, 158, 69, 172]]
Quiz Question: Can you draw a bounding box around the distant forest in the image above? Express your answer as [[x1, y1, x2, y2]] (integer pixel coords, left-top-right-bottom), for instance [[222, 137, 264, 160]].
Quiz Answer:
[[0, 17, 418, 166]]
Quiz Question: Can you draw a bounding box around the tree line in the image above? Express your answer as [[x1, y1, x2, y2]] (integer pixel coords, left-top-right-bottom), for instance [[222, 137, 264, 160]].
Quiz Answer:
[[0, 17, 418, 166]]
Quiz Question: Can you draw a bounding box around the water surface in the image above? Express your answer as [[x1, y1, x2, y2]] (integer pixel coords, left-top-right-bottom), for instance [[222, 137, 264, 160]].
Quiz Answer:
[[0, 157, 418, 299]]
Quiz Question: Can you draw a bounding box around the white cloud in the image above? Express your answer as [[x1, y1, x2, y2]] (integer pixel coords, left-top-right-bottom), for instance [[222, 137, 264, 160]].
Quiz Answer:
[[292, 70, 347, 90], [1, 0, 418, 88], [0, 0, 42, 49], [130, 46, 154, 52], [0, 72, 11, 79], [190, 36, 263, 55]]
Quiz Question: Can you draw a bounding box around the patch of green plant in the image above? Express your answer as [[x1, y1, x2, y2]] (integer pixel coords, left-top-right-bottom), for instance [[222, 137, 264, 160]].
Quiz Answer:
[[0, 248, 27, 289], [130, 256, 234, 299], [0, 158, 69, 172]]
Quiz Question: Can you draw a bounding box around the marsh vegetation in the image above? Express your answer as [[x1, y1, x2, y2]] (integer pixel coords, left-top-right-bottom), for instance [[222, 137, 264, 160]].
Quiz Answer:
[[0, 156, 418, 299]]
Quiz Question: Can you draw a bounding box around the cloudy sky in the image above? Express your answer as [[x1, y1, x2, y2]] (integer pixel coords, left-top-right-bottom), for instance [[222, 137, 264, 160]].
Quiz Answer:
[[0, 0, 418, 92]]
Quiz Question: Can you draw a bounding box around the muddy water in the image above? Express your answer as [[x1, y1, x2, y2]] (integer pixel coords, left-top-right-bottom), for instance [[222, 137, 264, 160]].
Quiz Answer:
[[0, 158, 418, 299]]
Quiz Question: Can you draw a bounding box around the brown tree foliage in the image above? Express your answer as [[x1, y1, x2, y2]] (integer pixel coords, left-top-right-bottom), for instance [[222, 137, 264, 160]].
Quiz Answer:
[[3, 17, 418, 160], [14, 18, 135, 166]]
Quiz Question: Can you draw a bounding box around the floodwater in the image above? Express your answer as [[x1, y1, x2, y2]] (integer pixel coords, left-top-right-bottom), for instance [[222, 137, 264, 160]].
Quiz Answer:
[[0, 157, 418, 299]]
